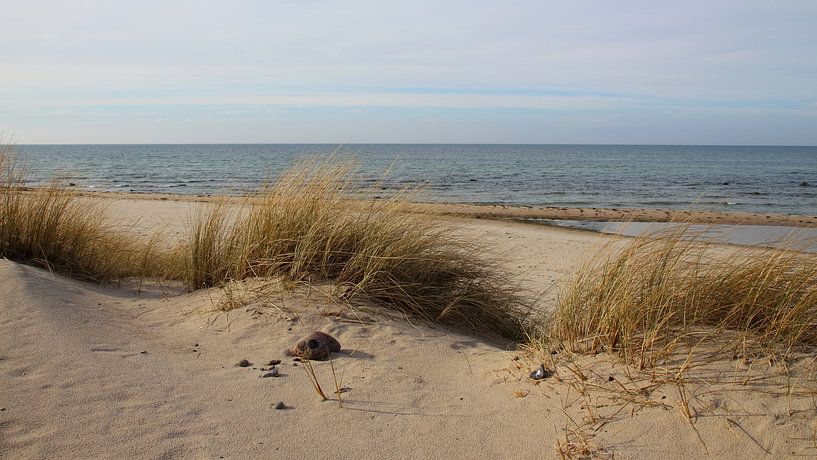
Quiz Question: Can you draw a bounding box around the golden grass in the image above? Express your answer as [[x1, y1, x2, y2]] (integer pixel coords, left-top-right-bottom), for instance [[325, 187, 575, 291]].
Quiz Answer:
[[0, 144, 163, 282], [172, 158, 532, 339], [9, 138, 816, 356], [546, 225, 817, 368]]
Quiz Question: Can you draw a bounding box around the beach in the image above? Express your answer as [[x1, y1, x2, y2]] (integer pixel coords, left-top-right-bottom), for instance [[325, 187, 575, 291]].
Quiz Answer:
[[6, 0, 817, 457], [3, 193, 816, 458]]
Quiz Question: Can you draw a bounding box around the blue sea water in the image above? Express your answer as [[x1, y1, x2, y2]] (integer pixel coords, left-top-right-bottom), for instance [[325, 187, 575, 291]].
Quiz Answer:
[[14, 144, 817, 216]]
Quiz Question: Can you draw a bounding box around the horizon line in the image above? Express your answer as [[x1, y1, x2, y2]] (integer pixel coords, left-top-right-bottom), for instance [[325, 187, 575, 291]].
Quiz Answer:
[[13, 142, 817, 148]]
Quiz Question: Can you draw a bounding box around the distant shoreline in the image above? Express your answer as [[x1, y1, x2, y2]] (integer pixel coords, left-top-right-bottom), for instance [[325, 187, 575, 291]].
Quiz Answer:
[[63, 188, 817, 228]]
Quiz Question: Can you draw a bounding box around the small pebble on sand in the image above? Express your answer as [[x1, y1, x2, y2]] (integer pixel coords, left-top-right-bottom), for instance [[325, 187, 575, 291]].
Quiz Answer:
[[238, 359, 250, 367], [274, 402, 286, 410], [261, 369, 279, 378]]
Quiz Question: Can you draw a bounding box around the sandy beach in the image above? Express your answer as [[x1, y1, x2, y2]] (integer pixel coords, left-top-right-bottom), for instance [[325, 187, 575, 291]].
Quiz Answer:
[[2, 193, 816, 458], [6, 0, 817, 457], [70, 189, 817, 227]]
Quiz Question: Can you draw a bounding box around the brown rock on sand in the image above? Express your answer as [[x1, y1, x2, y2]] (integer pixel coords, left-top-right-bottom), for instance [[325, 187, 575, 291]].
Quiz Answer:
[[288, 331, 341, 360]]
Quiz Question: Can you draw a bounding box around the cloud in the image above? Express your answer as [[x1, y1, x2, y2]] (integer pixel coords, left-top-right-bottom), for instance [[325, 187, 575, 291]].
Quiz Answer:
[[1, 0, 816, 143]]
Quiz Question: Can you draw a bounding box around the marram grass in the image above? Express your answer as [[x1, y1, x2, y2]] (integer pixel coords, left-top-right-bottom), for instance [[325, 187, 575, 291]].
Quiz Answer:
[[6, 140, 817, 353], [0, 145, 164, 282], [173, 158, 533, 339], [545, 225, 817, 367]]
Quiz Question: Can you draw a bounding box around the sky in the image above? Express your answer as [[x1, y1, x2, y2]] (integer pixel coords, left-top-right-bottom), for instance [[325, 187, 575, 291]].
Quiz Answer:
[[1, 0, 816, 145]]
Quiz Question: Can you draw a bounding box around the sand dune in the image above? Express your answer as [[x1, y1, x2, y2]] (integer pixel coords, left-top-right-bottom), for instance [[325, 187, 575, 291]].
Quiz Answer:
[[2, 197, 816, 458]]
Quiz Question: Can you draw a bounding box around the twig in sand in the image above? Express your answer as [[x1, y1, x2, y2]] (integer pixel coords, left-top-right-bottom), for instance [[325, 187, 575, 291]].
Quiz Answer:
[[302, 359, 327, 401], [460, 350, 473, 375], [329, 356, 343, 408]]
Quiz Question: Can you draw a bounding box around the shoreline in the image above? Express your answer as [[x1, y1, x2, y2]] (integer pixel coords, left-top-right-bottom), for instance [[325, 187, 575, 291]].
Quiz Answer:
[[58, 188, 817, 228]]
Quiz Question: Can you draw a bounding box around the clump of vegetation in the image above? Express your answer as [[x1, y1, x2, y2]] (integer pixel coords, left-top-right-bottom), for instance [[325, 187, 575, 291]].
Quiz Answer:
[[1, 144, 531, 338], [546, 225, 817, 368], [173, 159, 533, 339], [0, 143, 162, 282]]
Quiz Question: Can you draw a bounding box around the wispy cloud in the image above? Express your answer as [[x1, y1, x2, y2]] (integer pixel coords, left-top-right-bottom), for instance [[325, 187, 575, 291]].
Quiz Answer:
[[1, 0, 816, 143]]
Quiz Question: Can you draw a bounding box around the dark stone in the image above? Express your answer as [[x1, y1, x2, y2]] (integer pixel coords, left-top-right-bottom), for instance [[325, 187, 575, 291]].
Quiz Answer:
[[288, 331, 341, 360], [237, 359, 250, 367], [274, 402, 286, 410], [529, 364, 554, 380], [268, 359, 281, 366]]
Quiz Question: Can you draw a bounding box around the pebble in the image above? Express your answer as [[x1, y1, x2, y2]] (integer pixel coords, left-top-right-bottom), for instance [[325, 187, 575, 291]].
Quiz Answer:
[[261, 369, 279, 378], [273, 402, 286, 410], [268, 359, 281, 366], [529, 364, 552, 380], [238, 359, 250, 367]]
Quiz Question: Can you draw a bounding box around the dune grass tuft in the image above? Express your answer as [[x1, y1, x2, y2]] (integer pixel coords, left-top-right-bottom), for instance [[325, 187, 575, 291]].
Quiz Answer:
[[0, 144, 162, 282], [174, 159, 532, 339], [546, 225, 817, 367]]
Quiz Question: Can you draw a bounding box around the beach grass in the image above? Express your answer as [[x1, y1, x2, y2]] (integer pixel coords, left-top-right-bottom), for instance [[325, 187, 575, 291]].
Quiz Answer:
[[0, 144, 163, 282], [171, 158, 533, 339], [7, 141, 816, 352], [544, 225, 817, 368]]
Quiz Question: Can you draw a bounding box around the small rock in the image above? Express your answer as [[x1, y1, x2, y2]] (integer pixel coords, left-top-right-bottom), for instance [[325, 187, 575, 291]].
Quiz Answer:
[[261, 369, 279, 378], [268, 359, 281, 366], [288, 331, 341, 360], [237, 359, 250, 367], [529, 364, 553, 380], [274, 402, 286, 410], [140, 351, 148, 354], [608, 376, 615, 382]]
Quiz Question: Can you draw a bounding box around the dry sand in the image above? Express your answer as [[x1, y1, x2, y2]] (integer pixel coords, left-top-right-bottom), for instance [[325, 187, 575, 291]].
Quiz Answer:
[[2, 195, 817, 458]]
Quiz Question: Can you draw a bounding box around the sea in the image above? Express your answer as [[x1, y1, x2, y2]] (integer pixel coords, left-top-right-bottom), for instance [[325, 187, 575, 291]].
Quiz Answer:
[[14, 144, 817, 216]]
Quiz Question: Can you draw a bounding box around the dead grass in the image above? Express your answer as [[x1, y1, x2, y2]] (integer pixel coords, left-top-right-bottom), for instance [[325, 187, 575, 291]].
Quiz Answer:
[[0, 144, 164, 282], [545, 225, 817, 368], [172, 158, 533, 339], [1, 145, 531, 339]]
